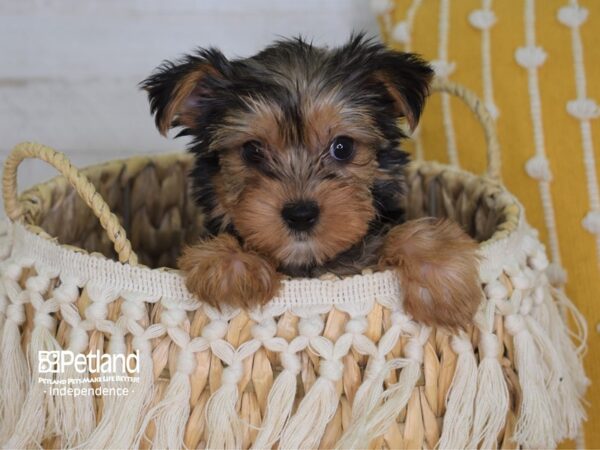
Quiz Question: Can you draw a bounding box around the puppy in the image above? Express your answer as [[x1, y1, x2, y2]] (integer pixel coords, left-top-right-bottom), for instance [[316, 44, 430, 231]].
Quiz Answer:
[[142, 35, 481, 329]]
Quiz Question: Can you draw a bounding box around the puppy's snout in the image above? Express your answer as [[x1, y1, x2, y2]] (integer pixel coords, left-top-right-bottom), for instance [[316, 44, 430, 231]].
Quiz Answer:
[[281, 200, 320, 231]]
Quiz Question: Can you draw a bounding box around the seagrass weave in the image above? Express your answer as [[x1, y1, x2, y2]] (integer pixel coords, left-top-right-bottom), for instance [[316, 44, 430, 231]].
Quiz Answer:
[[0, 80, 588, 450]]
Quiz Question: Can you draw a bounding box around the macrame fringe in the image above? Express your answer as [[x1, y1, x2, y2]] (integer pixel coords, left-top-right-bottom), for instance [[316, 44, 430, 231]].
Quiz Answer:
[[4, 323, 61, 449], [0, 283, 28, 442], [150, 371, 192, 450], [552, 364, 588, 442], [437, 336, 478, 449], [335, 356, 409, 450], [505, 314, 555, 449], [206, 376, 244, 449], [279, 377, 339, 449], [352, 370, 385, 423], [251, 369, 297, 450], [531, 286, 550, 328], [549, 287, 589, 394], [349, 358, 392, 422], [467, 333, 509, 449], [525, 315, 567, 440], [75, 334, 129, 449], [54, 362, 96, 448], [528, 297, 587, 441], [350, 378, 384, 425], [0, 222, 590, 450], [103, 346, 154, 449], [335, 361, 421, 449], [539, 287, 589, 444], [527, 313, 562, 384], [0, 282, 6, 341], [134, 334, 200, 450]]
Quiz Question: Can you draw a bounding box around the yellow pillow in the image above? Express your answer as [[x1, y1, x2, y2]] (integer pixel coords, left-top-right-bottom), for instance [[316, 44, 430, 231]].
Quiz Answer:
[[376, 0, 600, 446]]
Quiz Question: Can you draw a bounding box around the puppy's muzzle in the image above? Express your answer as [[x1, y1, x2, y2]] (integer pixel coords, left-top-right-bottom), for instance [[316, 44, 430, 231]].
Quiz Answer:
[[281, 200, 320, 232]]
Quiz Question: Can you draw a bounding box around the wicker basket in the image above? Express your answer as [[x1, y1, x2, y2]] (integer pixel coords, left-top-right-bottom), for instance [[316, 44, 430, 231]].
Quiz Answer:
[[0, 79, 588, 450]]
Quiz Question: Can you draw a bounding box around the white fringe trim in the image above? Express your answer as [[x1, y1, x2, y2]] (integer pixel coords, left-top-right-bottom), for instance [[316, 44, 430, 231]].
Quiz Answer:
[[468, 332, 509, 449], [5, 321, 61, 449], [0, 217, 588, 449], [438, 335, 478, 449], [0, 275, 28, 443], [505, 313, 556, 449]]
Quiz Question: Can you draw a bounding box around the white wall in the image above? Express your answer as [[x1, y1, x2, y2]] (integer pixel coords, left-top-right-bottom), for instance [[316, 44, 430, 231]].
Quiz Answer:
[[0, 0, 378, 214]]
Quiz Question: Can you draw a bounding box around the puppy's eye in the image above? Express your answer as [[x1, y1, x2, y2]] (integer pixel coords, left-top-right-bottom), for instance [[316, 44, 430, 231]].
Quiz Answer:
[[241, 141, 264, 165], [329, 136, 355, 162]]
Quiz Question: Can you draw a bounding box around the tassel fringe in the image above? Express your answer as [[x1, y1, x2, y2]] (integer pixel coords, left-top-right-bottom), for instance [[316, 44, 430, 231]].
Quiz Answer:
[[505, 314, 555, 449], [251, 369, 297, 450], [336, 361, 421, 449], [468, 333, 509, 449], [151, 371, 192, 450], [54, 285, 95, 448], [103, 341, 155, 449], [438, 336, 478, 449], [54, 362, 96, 448], [5, 321, 61, 449], [0, 284, 28, 442], [75, 333, 129, 449], [279, 377, 339, 449], [205, 376, 243, 450], [134, 345, 197, 450], [0, 229, 589, 450]]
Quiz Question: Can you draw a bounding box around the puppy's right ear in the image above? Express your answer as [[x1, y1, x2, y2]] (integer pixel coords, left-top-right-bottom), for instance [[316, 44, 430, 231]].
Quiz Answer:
[[141, 49, 230, 136]]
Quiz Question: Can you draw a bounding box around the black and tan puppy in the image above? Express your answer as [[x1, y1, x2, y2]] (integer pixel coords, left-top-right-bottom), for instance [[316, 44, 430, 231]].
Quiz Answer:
[[142, 35, 480, 329]]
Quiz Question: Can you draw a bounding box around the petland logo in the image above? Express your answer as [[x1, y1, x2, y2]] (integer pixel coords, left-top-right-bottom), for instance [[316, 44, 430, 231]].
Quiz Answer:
[[39, 350, 140, 374], [38, 350, 140, 397]]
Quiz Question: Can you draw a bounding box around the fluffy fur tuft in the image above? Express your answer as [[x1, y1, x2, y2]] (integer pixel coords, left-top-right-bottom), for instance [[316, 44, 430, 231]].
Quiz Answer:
[[378, 218, 481, 330], [178, 234, 281, 309]]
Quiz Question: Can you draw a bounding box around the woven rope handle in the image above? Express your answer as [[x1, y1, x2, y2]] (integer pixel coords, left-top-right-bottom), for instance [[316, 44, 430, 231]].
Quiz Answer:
[[430, 78, 502, 180], [2, 141, 138, 265]]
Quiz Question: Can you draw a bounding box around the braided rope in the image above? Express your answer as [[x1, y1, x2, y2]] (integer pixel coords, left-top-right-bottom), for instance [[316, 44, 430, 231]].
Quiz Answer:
[[431, 78, 502, 180], [2, 142, 137, 264]]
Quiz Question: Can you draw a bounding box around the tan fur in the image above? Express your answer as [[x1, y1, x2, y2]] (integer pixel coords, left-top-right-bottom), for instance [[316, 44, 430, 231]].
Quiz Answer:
[[205, 96, 381, 272], [378, 218, 482, 330], [233, 176, 375, 269], [178, 234, 281, 309], [212, 98, 288, 153], [374, 73, 418, 131], [301, 89, 384, 154], [157, 64, 218, 135], [213, 90, 384, 158]]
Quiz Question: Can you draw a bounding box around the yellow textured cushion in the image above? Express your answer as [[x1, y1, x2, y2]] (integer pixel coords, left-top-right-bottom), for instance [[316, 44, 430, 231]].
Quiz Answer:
[[377, 0, 600, 446]]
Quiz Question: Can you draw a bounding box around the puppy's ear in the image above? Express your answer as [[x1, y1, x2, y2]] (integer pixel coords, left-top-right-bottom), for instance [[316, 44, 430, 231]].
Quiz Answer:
[[372, 51, 434, 131], [141, 48, 230, 136]]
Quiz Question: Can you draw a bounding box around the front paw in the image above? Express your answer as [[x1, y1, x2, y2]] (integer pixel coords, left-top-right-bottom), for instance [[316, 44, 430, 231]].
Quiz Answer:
[[178, 234, 282, 309], [379, 218, 481, 330]]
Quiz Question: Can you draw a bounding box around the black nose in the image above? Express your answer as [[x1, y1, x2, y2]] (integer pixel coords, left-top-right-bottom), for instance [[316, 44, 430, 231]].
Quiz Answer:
[[281, 201, 320, 231]]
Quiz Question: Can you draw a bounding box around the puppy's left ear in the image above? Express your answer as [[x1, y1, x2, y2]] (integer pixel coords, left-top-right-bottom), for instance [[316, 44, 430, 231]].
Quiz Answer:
[[140, 48, 230, 136], [373, 51, 434, 132]]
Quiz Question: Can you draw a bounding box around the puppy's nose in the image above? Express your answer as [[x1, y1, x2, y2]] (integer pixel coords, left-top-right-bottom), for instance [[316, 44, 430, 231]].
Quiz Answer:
[[281, 201, 320, 231]]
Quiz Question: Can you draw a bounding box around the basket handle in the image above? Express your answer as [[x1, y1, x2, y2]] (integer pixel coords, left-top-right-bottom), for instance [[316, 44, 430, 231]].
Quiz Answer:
[[2, 141, 138, 265], [430, 78, 501, 180]]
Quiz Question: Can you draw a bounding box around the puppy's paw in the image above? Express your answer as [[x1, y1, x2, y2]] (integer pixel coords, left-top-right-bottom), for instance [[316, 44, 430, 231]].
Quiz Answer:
[[379, 218, 481, 330], [178, 234, 282, 309]]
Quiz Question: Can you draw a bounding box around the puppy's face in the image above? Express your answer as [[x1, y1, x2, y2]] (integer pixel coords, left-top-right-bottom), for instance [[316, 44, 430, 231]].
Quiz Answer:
[[143, 35, 432, 274]]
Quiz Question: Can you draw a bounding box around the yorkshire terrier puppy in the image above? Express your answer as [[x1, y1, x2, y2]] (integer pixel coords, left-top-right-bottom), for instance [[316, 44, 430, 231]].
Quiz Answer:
[[142, 35, 481, 329]]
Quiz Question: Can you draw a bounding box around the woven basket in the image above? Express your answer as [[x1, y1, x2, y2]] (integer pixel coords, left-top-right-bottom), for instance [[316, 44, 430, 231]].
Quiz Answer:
[[0, 79, 588, 450]]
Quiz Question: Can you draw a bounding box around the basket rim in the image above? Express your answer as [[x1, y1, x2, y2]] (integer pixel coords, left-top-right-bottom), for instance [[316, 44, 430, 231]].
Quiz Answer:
[[8, 154, 525, 306]]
